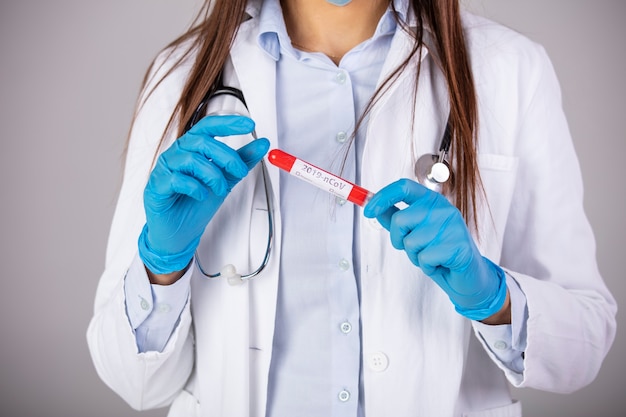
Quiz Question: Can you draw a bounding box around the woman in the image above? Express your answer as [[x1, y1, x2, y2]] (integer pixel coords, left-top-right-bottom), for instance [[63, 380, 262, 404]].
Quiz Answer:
[[87, 0, 617, 416]]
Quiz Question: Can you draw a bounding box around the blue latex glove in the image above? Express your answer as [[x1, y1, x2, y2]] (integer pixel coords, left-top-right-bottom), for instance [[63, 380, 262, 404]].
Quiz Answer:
[[138, 114, 270, 275], [363, 179, 507, 321]]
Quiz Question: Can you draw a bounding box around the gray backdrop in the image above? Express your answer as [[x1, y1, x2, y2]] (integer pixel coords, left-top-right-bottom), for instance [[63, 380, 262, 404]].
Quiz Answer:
[[0, 1, 624, 416]]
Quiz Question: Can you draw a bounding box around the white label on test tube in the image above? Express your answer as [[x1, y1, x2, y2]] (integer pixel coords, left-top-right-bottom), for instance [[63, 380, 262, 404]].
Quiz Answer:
[[290, 159, 353, 200], [268, 149, 372, 206]]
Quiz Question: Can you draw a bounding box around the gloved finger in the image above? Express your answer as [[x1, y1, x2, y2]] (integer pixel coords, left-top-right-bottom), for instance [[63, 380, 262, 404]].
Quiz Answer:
[[177, 114, 257, 179], [418, 245, 479, 297], [408, 242, 440, 276], [374, 205, 399, 231], [237, 137, 271, 170], [398, 217, 442, 255], [387, 191, 441, 249], [160, 148, 230, 197], [414, 227, 475, 273], [148, 170, 215, 203], [364, 179, 413, 231], [221, 138, 271, 189], [177, 134, 249, 181], [187, 114, 256, 138], [169, 171, 217, 202], [363, 178, 430, 219]]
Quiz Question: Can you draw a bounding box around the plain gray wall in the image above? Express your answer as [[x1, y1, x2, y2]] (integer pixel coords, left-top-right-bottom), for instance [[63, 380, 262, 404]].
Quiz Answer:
[[0, 1, 623, 416]]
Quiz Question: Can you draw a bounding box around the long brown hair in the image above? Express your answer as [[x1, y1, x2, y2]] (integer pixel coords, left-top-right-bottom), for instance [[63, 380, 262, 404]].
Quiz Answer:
[[138, 0, 480, 228]]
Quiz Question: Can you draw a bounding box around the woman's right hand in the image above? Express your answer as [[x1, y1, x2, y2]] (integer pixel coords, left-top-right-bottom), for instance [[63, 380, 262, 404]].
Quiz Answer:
[[138, 114, 270, 277]]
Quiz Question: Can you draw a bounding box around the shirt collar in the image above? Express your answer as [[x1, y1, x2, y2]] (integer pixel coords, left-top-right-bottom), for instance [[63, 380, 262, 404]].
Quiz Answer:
[[257, 0, 410, 61]]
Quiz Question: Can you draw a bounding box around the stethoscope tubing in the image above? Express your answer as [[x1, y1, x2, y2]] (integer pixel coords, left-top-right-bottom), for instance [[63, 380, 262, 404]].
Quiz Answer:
[[187, 73, 275, 283]]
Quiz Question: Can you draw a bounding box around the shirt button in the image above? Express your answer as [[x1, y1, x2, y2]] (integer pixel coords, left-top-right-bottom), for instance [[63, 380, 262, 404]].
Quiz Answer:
[[338, 390, 351, 402], [335, 71, 347, 84], [494, 340, 508, 350], [335, 196, 347, 206], [335, 131, 348, 143], [156, 303, 171, 313], [340, 321, 352, 334], [139, 297, 150, 311], [368, 352, 389, 372], [338, 258, 350, 271]]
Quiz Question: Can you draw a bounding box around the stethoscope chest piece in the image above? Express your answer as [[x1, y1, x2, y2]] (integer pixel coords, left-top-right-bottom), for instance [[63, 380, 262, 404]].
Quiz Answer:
[[415, 116, 453, 193], [415, 153, 451, 193]]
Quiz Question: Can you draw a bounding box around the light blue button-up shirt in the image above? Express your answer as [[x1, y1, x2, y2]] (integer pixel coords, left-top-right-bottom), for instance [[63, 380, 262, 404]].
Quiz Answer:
[[124, 0, 527, 415], [258, 1, 397, 415]]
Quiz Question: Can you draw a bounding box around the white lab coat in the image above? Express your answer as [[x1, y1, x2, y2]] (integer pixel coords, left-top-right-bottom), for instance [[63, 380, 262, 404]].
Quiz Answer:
[[87, 4, 617, 417]]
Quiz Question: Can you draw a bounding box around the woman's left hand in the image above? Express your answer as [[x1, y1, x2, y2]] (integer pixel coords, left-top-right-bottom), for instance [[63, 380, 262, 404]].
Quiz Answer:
[[363, 179, 507, 321]]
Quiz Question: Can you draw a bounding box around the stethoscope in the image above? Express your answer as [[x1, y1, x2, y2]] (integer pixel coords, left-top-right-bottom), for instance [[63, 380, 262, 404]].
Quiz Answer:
[[185, 74, 275, 286], [185, 74, 452, 284], [414, 117, 453, 193]]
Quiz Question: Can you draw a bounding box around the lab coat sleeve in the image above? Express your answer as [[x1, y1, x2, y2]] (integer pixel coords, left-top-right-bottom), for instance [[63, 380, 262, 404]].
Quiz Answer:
[[489, 43, 617, 393], [86, 46, 197, 410]]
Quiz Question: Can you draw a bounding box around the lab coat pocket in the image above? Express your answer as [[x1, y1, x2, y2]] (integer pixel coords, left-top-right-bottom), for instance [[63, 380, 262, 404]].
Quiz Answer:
[[462, 400, 522, 417], [474, 153, 519, 260]]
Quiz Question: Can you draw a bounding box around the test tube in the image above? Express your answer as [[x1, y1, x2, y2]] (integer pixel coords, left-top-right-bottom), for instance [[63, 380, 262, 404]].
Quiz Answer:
[[268, 149, 373, 206]]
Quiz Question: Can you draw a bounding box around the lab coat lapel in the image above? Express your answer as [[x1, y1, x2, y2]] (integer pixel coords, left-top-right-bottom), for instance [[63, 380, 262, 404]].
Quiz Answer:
[[229, 19, 280, 189], [372, 23, 428, 113], [225, 14, 281, 417], [362, 27, 449, 192]]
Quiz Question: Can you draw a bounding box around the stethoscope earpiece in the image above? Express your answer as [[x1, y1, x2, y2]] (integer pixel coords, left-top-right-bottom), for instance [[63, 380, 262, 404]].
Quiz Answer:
[[221, 264, 244, 286]]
